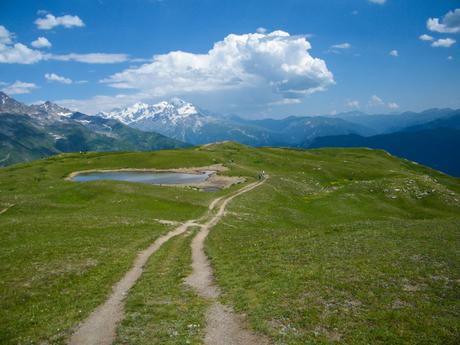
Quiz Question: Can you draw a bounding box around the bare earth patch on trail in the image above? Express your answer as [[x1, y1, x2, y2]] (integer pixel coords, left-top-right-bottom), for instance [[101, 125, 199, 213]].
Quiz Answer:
[[68, 177, 268, 345], [185, 178, 271, 345], [68, 220, 196, 345]]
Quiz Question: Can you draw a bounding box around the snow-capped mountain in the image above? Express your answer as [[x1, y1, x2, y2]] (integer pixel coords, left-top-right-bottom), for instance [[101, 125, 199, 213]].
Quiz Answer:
[[98, 98, 233, 144], [0, 92, 187, 167], [0, 92, 40, 115], [0, 92, 73, 121], [31, 101, 73, 118], [97, 98, 377, 146], [99, 98, 201, 125]]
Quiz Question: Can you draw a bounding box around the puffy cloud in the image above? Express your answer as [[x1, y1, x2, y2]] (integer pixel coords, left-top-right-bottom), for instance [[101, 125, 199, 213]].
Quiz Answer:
[[102, 30, 334, 101], [45, 73, 72, 84], [50, 53, 129, 64], [346, 100, 360, 108], [427, 8, 460, 34], [431, 38, 456, 48], [256, 27, 267, 34], [35, 13, 85, 30], [369, 95, 384, 106], [1, 81, 37, 95], [0, 25, 13, 44], [419, 34, 434, 41], [369, 95, 398, 109], [0, 26, 129, 64], [389, 49, 399, 57], [0, 42, 43, 64], [369, 0, 386, 4], [31, 37, 52, 48]]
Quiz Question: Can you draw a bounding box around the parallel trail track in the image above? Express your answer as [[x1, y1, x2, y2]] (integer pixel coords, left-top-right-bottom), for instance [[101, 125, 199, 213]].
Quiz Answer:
[[68, 177, 268, 345]]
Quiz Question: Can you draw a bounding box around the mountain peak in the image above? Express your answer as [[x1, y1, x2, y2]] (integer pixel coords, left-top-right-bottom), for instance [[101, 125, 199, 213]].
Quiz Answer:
[[33, 101, 73, 117], [0, 92, 38, 115], [100, 98, 201, 125]]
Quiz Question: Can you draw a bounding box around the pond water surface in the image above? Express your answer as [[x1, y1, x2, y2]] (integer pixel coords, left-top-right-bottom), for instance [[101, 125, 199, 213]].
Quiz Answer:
[[71, 170, 213, 185]]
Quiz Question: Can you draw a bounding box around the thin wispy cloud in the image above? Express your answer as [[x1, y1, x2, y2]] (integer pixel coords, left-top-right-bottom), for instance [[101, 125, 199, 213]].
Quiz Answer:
[[0, 25, 130, 64], [331, 42, 351, 50], [368, 0, 386, 5], [50, 53, 129, 64], [1, 81, 37, 95]]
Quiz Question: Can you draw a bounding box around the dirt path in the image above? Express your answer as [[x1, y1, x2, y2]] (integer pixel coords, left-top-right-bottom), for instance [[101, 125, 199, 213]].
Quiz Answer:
[[68, 220, 196, 345], [185, 178, 271, 345], [68, 178, 267, 345]]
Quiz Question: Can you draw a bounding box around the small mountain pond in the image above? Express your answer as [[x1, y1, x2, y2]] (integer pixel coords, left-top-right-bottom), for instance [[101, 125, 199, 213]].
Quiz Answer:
[[71, 170, 213, 185]]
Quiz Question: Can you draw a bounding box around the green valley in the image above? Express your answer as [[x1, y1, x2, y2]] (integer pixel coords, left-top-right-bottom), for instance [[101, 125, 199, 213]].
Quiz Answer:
[[0, 143, 459, 344]]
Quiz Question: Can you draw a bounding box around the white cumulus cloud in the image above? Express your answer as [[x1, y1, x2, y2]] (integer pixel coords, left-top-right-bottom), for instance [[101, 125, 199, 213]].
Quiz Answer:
[[387, 102, 399, 109], [419, 34, 434, 41], [0, 43, 43, 64], [31, 37, 52, 48], [369, 0, 386, 4], [369, 95, 384, 106], [346, 100, 360, 108], [102, 30, 334, 101], [45, 73, 72, 84], [1, 81, 37, 95], [389, 49, 399, 57], [369, 95, 399, 109], [35, 13, 85, 30], [431, 38, 456, 48], [0, 25, 13, 44], [427, 8, 460, 34]]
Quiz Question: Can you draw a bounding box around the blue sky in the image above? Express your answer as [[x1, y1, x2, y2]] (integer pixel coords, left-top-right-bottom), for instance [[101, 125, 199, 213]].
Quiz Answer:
[[1, 0, 459, 118]]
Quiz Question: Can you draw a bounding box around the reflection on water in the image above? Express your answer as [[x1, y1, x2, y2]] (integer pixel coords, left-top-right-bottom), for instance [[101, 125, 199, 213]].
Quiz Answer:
[[72, 170, 213, 185]]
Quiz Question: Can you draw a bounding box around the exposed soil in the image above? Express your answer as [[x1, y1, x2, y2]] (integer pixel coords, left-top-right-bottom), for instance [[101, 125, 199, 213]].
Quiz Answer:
[[68, 220, 196, 345], [68, 177, 268, 345], [185, 178, 271, 345]]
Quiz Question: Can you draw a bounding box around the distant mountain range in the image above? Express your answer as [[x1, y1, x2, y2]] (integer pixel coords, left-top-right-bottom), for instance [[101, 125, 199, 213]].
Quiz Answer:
[[1, 91, 459, 176], [0, 92, 187, 166], [98, 99, 373, 146], [309, 113, 460, 176]]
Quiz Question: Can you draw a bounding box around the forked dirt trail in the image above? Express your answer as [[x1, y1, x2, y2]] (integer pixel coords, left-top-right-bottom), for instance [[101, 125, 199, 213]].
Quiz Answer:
[[68, 220, 196, 345], [185, 178, 271, 345], [68, 178, 268, 345]]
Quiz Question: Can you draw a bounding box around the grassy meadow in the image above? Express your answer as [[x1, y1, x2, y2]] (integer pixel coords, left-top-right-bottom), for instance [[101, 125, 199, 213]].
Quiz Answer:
[[0, 143, 459, 344]]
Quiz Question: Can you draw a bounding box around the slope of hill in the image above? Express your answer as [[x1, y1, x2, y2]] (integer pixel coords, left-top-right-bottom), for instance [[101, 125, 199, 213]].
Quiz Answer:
[[0, 143, 459, 344], [0, 93, 187, 166], [309, 128, 460, 177], [403, 113, 460, 132], [330, 108, 459, 133]]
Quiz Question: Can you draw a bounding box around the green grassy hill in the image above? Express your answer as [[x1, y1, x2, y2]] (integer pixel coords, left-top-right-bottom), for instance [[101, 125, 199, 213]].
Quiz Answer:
[[0, 112, 187, 167], [0, 143, 459, 344]]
